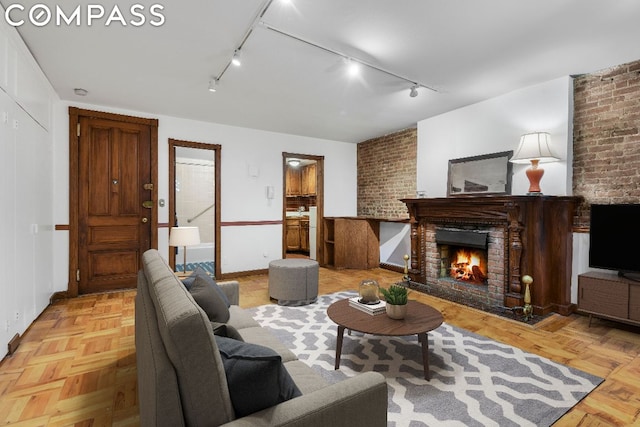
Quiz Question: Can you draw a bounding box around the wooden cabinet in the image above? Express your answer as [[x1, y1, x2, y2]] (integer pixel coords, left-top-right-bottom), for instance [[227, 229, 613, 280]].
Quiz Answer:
[[286, 164, 316, 196], [286, 217, 310, 253], [302, 163, 316, 195], [578, 271, 640, 326], [286, 167, 301, 196], [322, 217, 379, 269], [300, 219, 310, 252], [286, 218, 301, 251]]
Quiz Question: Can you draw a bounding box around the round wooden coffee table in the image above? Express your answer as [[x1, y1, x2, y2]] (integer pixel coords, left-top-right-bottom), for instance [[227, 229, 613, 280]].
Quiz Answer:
[[327, 299, 444, 380]]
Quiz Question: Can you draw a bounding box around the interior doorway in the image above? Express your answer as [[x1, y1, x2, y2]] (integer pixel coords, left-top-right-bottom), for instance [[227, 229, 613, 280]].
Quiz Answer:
[[282, 153, 324, 262], [169, 139, 221, 278]]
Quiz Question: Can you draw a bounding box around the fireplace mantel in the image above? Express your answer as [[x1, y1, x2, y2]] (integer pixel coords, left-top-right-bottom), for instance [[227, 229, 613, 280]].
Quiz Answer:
[[401, 195, 582, 316]]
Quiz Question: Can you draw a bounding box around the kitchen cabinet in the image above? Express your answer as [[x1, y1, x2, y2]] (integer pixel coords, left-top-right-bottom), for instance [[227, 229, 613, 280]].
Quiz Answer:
[[286, 217, 310, 253], [286, 164, 316, 196], [302, 163, 317, 195], [286, 218, 301, 251], [300, 219, 310, 252], [286, 167, 301, 196]]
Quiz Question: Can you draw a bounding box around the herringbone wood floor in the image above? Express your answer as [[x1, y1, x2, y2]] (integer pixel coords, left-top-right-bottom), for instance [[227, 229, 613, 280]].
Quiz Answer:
[[1, 267, 640, 426]]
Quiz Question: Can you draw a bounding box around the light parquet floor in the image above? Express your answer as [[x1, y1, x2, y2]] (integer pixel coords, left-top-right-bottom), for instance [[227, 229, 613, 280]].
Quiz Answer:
[[1, 267, 639, 426]]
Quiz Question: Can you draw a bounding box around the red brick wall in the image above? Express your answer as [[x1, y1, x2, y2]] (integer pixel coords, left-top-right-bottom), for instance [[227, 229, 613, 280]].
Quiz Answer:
[[357, 128, 416, 218], [573, 59, 640, 227]]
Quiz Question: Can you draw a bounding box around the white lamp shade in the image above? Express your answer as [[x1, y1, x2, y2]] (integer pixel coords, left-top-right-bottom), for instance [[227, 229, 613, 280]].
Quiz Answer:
[[510, 132, 559, 164], [169, 226, 200, 247]]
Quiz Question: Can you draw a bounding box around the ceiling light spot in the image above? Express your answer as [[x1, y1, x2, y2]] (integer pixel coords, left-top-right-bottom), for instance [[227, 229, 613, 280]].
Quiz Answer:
[[347, 59, 360, 77], [74, 88, 88, 96], [232, 49, 242, 66], [409, 85, 419, 98], [208, 78, 218, 92]]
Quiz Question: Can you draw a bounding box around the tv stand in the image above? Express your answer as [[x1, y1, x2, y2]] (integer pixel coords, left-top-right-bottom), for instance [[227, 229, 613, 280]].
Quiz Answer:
[[618, 271, 640, 283], [578, 271, 640, 327]]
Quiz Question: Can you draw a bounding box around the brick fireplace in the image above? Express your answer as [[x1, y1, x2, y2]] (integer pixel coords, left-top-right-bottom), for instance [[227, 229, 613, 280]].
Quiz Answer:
[[402, 195, 581, 316]]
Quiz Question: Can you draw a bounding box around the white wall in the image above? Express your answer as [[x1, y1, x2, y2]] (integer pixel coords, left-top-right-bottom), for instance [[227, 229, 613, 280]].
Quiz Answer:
[[51, 101, 358, 287], [417, 77, 572, 197], [0, 15, 57, 353]]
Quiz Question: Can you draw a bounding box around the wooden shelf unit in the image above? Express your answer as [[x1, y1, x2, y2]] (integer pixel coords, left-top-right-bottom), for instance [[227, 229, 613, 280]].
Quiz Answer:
[[578, 271, 640, 326], [322, 217, 379, 269]]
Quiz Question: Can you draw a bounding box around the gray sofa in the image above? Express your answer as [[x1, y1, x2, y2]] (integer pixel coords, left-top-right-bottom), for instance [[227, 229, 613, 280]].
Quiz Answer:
[[135, 249, 388, 427]]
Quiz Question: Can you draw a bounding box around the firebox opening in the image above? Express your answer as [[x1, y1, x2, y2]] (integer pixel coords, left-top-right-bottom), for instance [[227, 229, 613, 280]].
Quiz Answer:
[[439, 245, 488, 284], [436, 229, 489, 285]]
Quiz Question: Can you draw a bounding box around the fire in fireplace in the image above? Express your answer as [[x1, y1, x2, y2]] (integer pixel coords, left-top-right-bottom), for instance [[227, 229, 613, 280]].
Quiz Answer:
[[435, 229, 489, 285], [447, 246, 488, 283]]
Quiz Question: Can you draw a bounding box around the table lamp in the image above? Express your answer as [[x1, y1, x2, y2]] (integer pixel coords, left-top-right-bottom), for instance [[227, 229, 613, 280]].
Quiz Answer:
[[169, 226, 200, 273], [510, 132, 559, 194]]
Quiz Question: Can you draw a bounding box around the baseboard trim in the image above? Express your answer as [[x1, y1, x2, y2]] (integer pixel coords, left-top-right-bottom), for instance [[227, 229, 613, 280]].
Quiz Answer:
[[219, 268, 269, 280], [7, 333, 20, 356], [50, 291, 70, 303]]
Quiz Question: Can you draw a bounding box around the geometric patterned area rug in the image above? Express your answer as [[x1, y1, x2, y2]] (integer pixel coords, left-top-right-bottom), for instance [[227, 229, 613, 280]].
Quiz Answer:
[[248, 291, 603, 427]]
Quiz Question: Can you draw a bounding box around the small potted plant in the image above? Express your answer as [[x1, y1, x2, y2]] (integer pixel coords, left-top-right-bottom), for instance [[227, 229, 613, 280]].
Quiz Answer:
[[379, 284, 409, 319]]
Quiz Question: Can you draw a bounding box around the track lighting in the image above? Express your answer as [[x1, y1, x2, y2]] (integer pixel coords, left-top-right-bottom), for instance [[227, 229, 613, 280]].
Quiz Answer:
[[208, 78, 218, 92], [347, 59, 360, 77], [232, 49, 242, 66], [210, 1, 437, 95]]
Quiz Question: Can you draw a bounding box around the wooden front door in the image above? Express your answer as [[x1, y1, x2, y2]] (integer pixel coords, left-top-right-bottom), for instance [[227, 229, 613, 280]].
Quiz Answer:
[[70, 108, 158, 295]]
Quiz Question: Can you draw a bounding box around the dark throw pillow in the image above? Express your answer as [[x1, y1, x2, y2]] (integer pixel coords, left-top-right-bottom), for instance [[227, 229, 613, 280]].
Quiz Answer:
[[190, 274, 230, 323], [182, 267, 230, 307], [215, 336, 302, 417], [211, 322, 244, 341]]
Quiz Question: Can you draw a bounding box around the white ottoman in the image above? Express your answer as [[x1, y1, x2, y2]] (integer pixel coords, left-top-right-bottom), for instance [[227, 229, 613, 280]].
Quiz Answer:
[[268, 259, 319, 306]]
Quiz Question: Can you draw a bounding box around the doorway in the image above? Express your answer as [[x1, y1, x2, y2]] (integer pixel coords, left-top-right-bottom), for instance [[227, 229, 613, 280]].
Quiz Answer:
[[282, 153, 324, 262], [68, 107, 158, 296], [169, 139, 221, 279]]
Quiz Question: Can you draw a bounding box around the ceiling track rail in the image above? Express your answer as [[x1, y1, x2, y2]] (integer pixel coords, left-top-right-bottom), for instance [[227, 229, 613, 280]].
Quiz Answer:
[[214, 0, 437, 94]]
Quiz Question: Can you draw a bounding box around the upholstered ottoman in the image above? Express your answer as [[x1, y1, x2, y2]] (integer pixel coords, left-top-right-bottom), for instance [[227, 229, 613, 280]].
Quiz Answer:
[[268, 259, 319, 306]]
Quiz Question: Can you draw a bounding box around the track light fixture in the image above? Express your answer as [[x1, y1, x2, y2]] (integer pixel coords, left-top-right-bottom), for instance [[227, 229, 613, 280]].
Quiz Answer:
[[210, 0, 437, 96], [208, 78, 218, 92], [232, 49, 242, 66]]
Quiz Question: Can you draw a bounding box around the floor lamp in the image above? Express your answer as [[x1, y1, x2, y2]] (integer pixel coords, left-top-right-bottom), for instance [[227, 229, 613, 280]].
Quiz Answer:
[[169, 226, 200, 275]]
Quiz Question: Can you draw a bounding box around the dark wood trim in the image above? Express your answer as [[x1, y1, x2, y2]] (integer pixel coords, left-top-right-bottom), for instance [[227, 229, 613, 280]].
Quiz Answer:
[[50, 290, 70, 302], [68, 107, 159, 297], [55, 225, 69, 231], [573, 225, 590, 233], [219, 268, 268, 280], [221, 220, 283, 226], [68, 106, 158, 127], [169, 139, 222, 279], [380, 262, 405, 274]]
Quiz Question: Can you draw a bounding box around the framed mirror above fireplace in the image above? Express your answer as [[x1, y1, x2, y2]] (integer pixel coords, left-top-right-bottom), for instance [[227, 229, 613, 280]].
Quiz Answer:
[[447, 150, 513, 196]]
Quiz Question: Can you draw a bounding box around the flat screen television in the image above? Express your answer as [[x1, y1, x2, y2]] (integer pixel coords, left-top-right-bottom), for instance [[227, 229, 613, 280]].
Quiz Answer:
[[589, 203, 640, 280]]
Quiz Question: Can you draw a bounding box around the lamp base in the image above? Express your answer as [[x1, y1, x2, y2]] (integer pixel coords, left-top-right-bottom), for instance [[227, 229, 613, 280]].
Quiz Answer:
[[525, 160, 544, 193]]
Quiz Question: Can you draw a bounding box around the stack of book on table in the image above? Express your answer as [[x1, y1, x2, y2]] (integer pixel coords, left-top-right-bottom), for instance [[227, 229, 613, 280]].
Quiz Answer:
[[348, 297, 386, 316]]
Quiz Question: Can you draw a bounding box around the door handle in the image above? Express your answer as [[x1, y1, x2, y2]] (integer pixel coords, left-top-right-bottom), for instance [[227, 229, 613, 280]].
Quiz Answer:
[[141, 217, 148, 223], [142, 200, 153, 209]]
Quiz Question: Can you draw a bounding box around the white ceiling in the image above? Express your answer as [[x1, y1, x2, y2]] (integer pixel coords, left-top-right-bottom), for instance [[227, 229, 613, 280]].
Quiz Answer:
[[9, 0, 640, 142]]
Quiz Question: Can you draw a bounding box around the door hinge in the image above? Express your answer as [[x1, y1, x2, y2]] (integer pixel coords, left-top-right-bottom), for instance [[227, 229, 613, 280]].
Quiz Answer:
[[76, 269, 80, 282], [77, 123, 80, 137]]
